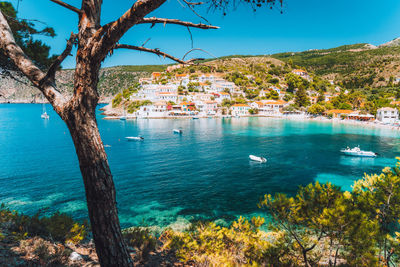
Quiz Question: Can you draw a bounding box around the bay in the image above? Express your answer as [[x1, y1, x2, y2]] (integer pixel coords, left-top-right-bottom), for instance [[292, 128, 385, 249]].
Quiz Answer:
[[1, 104, 399, 228]]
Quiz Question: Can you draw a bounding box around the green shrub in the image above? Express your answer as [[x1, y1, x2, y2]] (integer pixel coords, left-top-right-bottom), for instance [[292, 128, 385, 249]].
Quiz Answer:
[[112, 93, 123, 107], [0, 205, 87, 244], [161, 216, 290, 266], [123, 227, 157, 261]]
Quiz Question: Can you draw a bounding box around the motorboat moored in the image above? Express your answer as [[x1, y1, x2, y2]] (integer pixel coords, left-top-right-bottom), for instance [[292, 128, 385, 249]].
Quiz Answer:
[[126, 136, 144, 141], [340, 146, 377, 157], [173, 129, 183, 134], [249, 155, 267, 163]]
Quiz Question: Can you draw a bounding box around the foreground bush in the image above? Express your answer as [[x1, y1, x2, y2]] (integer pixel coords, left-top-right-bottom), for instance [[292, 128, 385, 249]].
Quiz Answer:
[[0, 205, 87, 244], [161, 216, 293, 266], [122, 227, 157, 261]]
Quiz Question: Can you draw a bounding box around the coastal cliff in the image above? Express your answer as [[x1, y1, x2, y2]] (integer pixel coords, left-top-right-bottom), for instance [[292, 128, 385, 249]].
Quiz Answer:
[[0, 67, 149, 103]]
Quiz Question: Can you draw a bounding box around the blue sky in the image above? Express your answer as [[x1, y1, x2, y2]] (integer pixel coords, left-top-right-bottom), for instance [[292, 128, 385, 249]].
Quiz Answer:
[[9, 0, 400, 68]]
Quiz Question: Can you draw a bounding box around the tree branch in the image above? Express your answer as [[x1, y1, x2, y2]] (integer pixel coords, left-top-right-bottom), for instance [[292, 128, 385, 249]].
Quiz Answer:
[[182, 0, 203, 6], [138, 17, 219, 29], [41, 32, 77, 85], [0, 11, 67, 111], [114, 44, 203, 65], [92, 0, 168, 59], [49, 0, 83, 15]]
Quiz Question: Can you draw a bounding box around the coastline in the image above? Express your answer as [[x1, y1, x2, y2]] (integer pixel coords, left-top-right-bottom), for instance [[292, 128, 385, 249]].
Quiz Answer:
[[102, 113, 400, 132]]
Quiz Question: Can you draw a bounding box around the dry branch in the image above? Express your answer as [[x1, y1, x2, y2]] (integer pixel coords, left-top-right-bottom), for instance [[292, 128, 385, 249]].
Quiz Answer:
[[49, 0, 82, 14], [41, 32, 77, 84], [138, 17, 219, 29], [114, 44, 203, 64]]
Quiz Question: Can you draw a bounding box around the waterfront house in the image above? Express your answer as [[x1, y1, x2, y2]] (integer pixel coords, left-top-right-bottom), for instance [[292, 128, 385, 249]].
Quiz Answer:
[[231, 104, 250, 116], [251, 101, 264, 110], [202, 101, 218, 115], [376, 107, 399, 124], [137, 101, 168, 118], [324, 109, 353, 119], [256, 100, 287, 116], [180, 102, 196, 113]]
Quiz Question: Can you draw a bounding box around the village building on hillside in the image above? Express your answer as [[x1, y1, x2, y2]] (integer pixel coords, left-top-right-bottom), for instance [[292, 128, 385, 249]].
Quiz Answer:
[[292, 69, 311, 81], [376, 107, 399, 124]]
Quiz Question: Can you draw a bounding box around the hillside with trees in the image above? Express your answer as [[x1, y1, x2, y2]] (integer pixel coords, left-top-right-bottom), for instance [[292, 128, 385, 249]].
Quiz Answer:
[[272, 42, 400, 89]]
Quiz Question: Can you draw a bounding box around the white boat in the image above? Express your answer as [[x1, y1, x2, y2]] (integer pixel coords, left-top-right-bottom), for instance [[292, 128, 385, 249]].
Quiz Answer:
[[119, 116, 127, 121], [249, 155, 267, 163], [193, 116, 199, 120], [41, 103, 49, 119], [41, 112, 49, 119], [125, 136, 144, 141], [340, 146, 377, 157], [173, 129, 183, 134]]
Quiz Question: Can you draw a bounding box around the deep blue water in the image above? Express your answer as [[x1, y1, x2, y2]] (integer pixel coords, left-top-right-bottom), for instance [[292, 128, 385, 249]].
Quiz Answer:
[[1, 104, 400, 229]]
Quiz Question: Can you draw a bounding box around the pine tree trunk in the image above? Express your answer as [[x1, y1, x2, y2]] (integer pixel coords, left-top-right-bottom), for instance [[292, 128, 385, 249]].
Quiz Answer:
[[62, 54, 133, 266], [65, 108, 133, 266]]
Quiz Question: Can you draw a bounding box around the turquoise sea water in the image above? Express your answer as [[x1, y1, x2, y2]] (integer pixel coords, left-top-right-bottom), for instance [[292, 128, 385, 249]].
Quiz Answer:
[[1, 104, 400, 229]]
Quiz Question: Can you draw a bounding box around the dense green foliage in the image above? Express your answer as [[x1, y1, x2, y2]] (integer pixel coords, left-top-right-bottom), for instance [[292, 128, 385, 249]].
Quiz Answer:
[[0, 2, 58, 70], [272, 44, 400, 89], [0, 204, 87, 244]]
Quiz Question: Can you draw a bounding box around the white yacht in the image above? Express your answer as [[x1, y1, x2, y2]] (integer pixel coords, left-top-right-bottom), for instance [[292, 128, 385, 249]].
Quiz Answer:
[[249, 155, 267, 163], [126, 136, 144, 141], [340, 146, 377, 157], [173, 129, 183, 134], [41, 103, 49, 119]]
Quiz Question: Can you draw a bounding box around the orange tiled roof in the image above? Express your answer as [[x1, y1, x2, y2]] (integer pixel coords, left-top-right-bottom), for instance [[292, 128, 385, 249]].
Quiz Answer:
[[232, 104, 249, 107], [264, 100, 287, 105], [326, 109, 353, 114], [180, 102, 195, 105]]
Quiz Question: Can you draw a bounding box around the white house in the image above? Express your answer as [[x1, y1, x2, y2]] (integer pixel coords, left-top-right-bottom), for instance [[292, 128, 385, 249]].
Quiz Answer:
[[202, 101, 218, 115], [217, 92, 231, 103], [198, 74, 215, 83], [256, 100, 287, 116], [292, 69, 311, 81], [376, 107, 399, 124], [156, 92, 178, 102], [137, 101, 168, 118], [231, 104, 250, 116]]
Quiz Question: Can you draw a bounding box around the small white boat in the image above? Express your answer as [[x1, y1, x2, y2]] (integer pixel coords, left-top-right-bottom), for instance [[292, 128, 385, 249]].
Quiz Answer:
[[340, 146, 377, 157], [173, 129, 183, 134], [193, 117, 199, 120], [120, 116, 127, 121], [249, 155, 267, 163], [41, 112, 49, 119], [104, 144, 112, 148], [41, 103, 49, 119], [125, 136, 144, 141]]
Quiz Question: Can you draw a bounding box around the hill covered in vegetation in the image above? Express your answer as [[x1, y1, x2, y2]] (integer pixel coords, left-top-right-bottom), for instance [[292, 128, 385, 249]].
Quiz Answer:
[[271, 42, 400, 88]]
